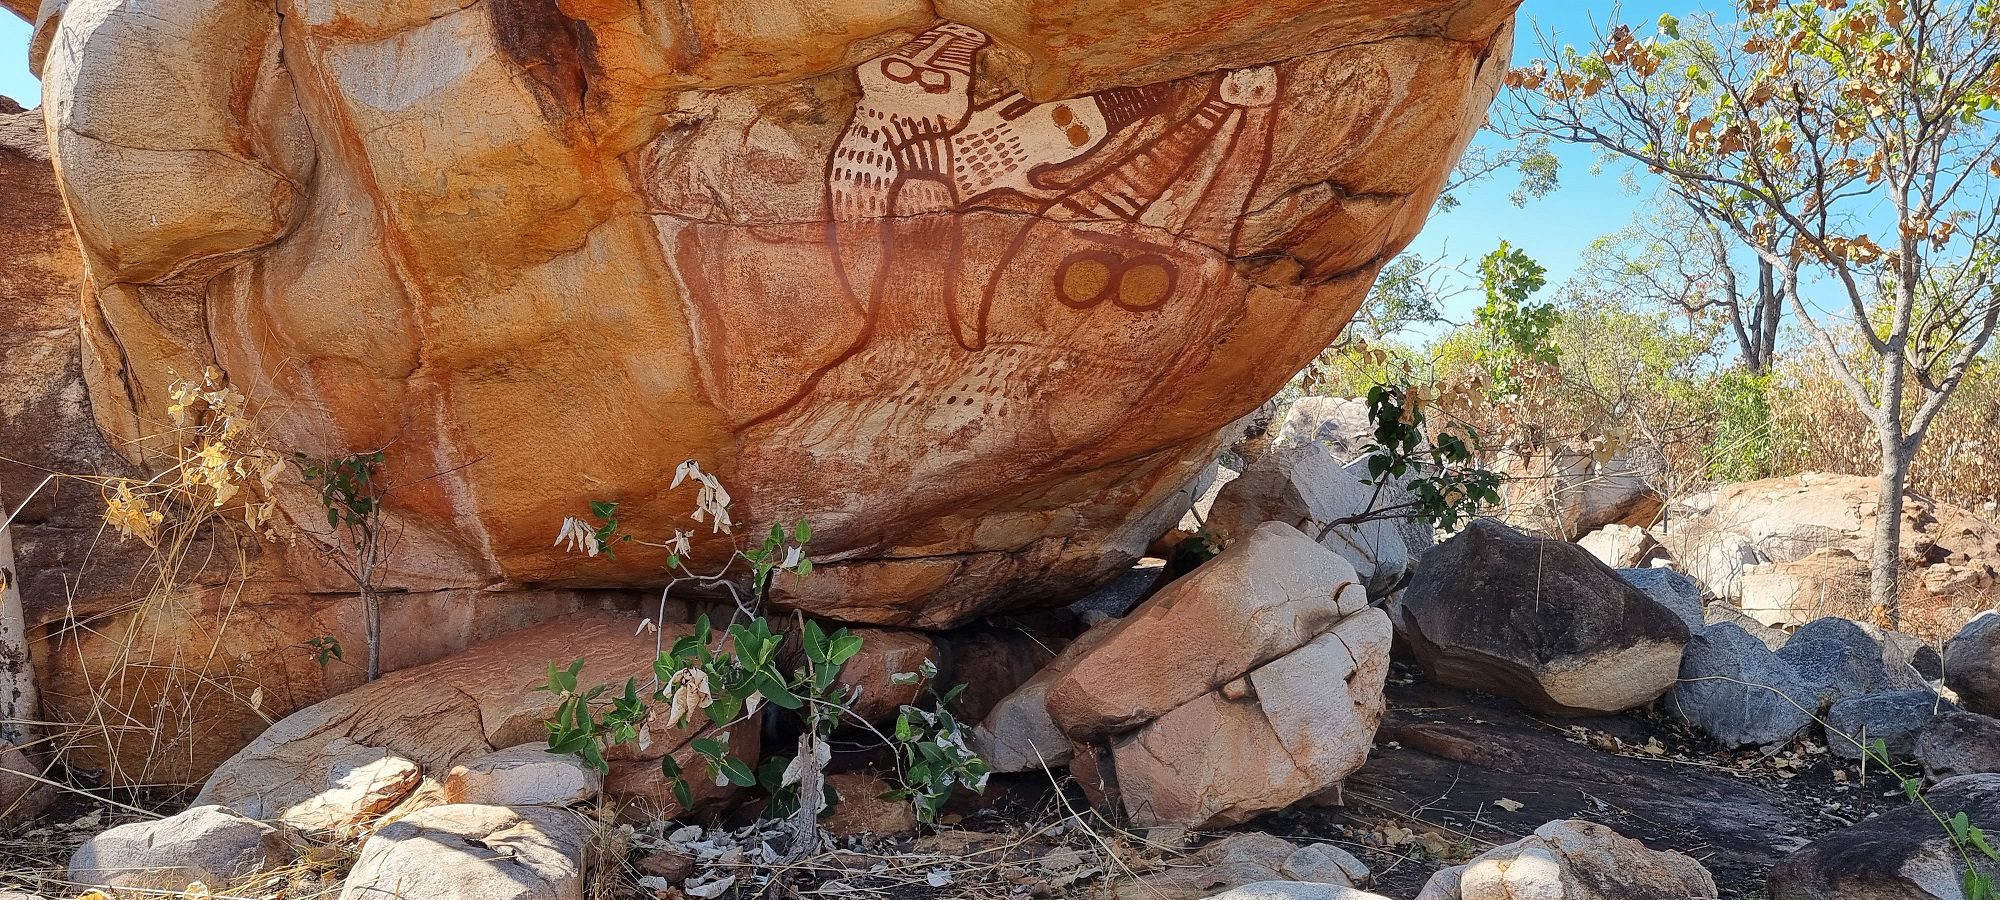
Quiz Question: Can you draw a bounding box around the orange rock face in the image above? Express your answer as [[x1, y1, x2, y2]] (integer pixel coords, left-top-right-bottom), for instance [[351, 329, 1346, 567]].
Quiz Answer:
[[34, 0, 1519, 627]]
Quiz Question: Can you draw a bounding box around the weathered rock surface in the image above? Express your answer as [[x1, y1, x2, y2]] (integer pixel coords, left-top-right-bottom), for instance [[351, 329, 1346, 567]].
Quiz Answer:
[[197, 737, 419, 831], [1272, 397, 1374, 459], [1205, 444, 1423, 599], [1778, 617, 1899, 708], [200, 613, 752, 819], [442, 744, 600, 807], [1945, 611, 2000, 718], [68, 805, 291, 894], [1109, 607, 1391, 828], [1580, 524, 1667, 569], [1825, 690, 1953, 762], [35, 0, 1520, 632], [1768, 774, 2000, 900], [1043, 522, 1389, 828], [823, 771, 918, 838], [827, 628, 941, 724], [1618, 567, 1705, 634], [1661, 474, 2000, 631], [1918, 710, 2000, 780], [1396, 519, 1691, 716], [1415, 819, 1716, 900], [1500, 450, 1665, 539], [1351, 679, 1861, 893], [1665, 622, 1815, 748], [971, 621, 1117, 772], [0, 742, 54, 823], [1120, 832, 1371, 899], [339, 804, 587, 900], [1198, 884, 1391, 900], [1048, 522, 1367, 740]]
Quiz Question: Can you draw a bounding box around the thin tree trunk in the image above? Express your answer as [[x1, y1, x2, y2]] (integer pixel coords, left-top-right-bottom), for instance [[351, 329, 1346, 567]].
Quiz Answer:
[[0, 492, 40, 747], [1872, 360, 1908, 628]]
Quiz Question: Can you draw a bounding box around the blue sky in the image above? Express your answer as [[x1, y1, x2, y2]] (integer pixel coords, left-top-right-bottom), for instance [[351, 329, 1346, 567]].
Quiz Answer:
[[0, 2, 1711, 320]]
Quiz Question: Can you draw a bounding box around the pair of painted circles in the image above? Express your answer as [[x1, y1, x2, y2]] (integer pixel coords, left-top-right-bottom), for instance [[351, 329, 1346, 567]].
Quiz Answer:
[[1054, 249, 1177, 312]]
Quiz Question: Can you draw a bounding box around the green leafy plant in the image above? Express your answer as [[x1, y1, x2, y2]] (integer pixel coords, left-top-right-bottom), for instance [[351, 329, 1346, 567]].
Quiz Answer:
[[296, 450, 388, 680], [543, 462, 987, 852], [1355, 381, 1504, 533], [1866, 738, 1999, 900], [1474, 241, 1560, 392], [883, 659, 992, 823], [305, 635, 343, 670]]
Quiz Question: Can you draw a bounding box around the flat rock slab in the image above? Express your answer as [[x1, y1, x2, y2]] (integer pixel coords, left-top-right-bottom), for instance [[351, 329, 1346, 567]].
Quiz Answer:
[[1329, 681, 1891, 897]]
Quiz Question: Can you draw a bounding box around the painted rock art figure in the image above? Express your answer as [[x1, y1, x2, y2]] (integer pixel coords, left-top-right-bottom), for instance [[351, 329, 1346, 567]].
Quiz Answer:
[[36, 0, 1519, 629]]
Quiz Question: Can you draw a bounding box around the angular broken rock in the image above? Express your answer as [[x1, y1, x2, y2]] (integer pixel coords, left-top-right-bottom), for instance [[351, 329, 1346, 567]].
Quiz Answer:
[[195, 737, 419, 832], [1824, 689, 1953, 762], [339, 804, 588, 900], [1109, 607, 1391, 828], [970, 621, 1119, 773], [1414, 819, 1716, 900], [1917, 710, 2000, 780], [1047, 521, 1366, 740], [69, 805, 292, 894], [1205, 445, 1419, 600], [1580, 524, 1666, 569], [442, 744, 601, 807], [1945, 611, 2000, 718], [1768, 774, 2000, 899], [1396, 519, 1691, 716], [1665, 622, 1815, 749]]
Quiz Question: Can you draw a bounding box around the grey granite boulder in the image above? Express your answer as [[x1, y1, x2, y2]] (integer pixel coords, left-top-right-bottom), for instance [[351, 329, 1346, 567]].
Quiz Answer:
[[1917, 710, 2000, 780], [1824, 689, 1953, 762], [1619, 567, 1705, 635], [1778, 617, 1897, 707], [1666, 622, 1815, 748], [1945, 611, 2000, 718]]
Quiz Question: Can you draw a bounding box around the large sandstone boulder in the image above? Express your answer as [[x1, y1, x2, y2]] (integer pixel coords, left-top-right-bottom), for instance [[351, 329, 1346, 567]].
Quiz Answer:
[[1945, 611, 2000, 717], [198, 612, 754, 821], [1048, 522, 1390, 828], [1048, 521, 1368, 739], [1396, 519, 1692, 716], [1768, 774, 2000, 899], [1415, 819, 1717, 900], [30, 0, 1520, 631], [1661, 474, 2000, 632]]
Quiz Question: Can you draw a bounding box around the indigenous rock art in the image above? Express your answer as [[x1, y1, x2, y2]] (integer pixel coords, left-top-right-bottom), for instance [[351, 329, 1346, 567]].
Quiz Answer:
[[31, 0, 1520, 629]]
